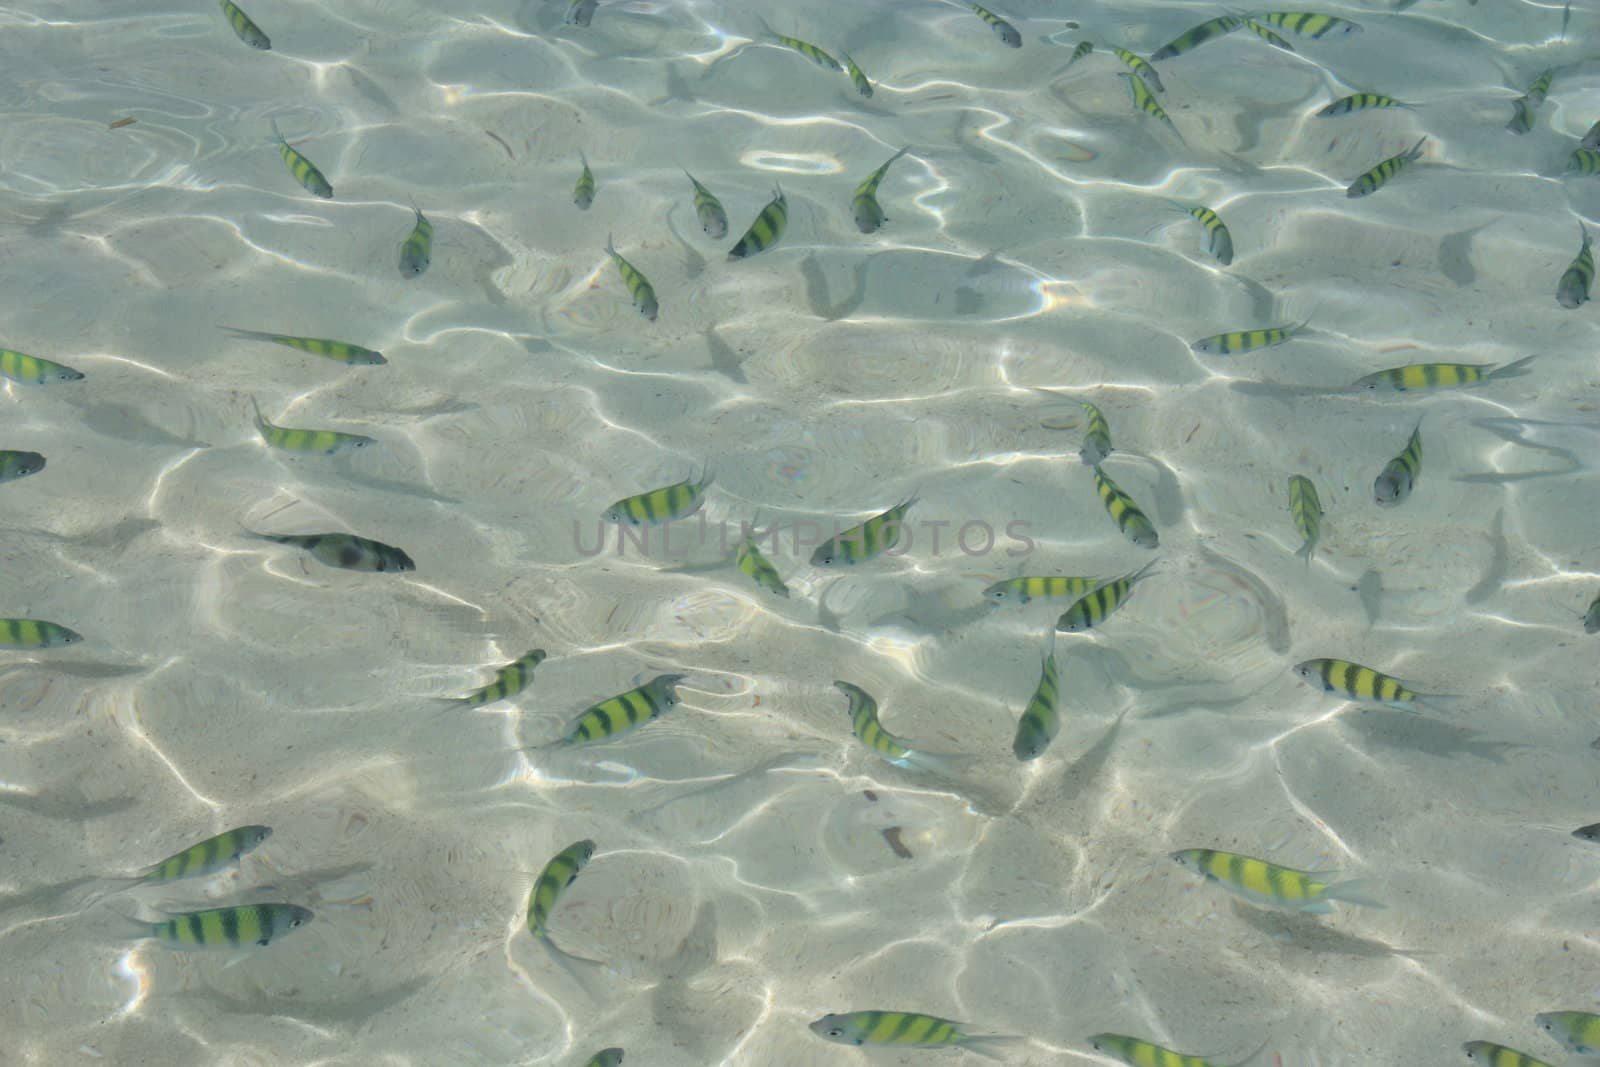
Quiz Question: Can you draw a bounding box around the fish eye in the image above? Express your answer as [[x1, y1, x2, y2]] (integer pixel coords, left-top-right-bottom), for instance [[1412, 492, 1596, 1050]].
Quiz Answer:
[[826, 1029, 843, 1038], [290, 917, 304, 928]]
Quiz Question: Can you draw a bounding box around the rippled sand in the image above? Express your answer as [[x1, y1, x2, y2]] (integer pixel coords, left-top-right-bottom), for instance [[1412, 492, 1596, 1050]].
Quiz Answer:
[[0, 0, 1597, 1064]]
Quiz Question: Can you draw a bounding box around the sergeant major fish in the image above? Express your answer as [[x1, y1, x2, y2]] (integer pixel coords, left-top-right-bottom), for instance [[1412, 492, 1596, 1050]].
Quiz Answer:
[[1293, 656, 1455, 710], [581, 1051, 624, 1067], [1092, 466, 1158, 548], [0, 619, 82, 649], [1557, 223, 1593, 309], [835, 680, 960, 773], [243, 530, 415, 572], [1190, 318, 1308, 355], [1242, 17, 1296, 50], [1178, 203, 1233, 265], [728, 186, 788, 259], [574, 152, 596, 209], [136, 826, 273, 885], [1012, 644, 1061, 761], [1462, 1042, 1555, 1066], [1171, 847, 1381, 912], [1079, 400, 1113, 464], [220, 0, 270, 49], [811, 496, 918, 565], [399, 203, 432, 277], [251, 398, 375, 455], [456, 649, 546, 707], [755, 17, 842, 70], [526, 839, 595, 940], [601, 469, 713, 525], [853, 147, 910, 234], [1056, 561, 1157, 633], [1088, 1033, 1245, 1067], [1569, 148, 1600, 175], [1120, 73, 1180, 137], [1258, 11, 1362, 36], [969, 3, 1022, 47], [270, 118, 333, 199], [810, 1010, 1021, 1056], [842, 52, 874, 96], [604, 235, 659, 322], [1150, 14, 1244, 60], [1317, 93, 1408, 117], [0, 347, 84, 384], [553, 674, 687, 746], [1346, 136, 1426, 198], [220, 326, 386, 365], [1352, 355, 1536, 391], [131, 902, 312, 950], [0, 450, 45, 483], [1111, 46, 1163, 92], [736, 527, 790, 597], [983, 575, 1100, 605], [683, 171, 728, 239], [1535, 1012, 1600, 1057], [1373, 421, 1422, 506], [1288, 474, 1323, 567]]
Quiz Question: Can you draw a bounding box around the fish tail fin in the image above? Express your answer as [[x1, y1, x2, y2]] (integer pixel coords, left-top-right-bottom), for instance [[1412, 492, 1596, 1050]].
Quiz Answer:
[[219, 325, 274, 343], [899, 748, 969, 776], [106, 904, 153, 940], [1296, 539, 1314, 568], [269, 117, 288, 146], [1127, 558, 1160, 585], [695, 462, 716, 494], [247, 395, 269, 433], [887, 145, 911, 166], [538, 937, 608, 1000], [1414, 692, 1465, 712], [958, 1035, 1026, 1061], [1408, 135, 1427, 158], [604, 232, 616, 256], [1490, 354, 1537, 380], [1323, 879, 1384, 909]]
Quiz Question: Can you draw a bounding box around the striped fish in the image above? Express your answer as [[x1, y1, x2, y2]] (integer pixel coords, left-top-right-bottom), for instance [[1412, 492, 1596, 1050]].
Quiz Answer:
[[1288, 475, 1323, 567], [1373, 422, 1422, 506], [251, 398, 375, 455], [842, 52, 874, 96], [1352, 355, 1536, 391], [1586, 592, 1599, 634], [1171, 848, 1381, 913], [1569, 148, 1600, 175], [270, 118, 333, 199], [0, 618, 82, 650], [1190, 318, 1307, 355], [1111, 46, 1164, 92], [853, 146, 910, 234], [526, 839, 595, 939], [810, 1010, 1021, 1055], [1316, 93, 1408, 117], [139, 903, 313, 949], [1079, 400, 1112, 465], [1091, 466, 1158, 549], [220, 326, 386, 365], [757, 19, 842, 70], [970, 3, 1022, 47], [1573, 820, 1600, 841], [1258, 11, 1362, 37], [1507, 96, 1537, 135], [1292, 657, 1450, 709], [139, 826, 272, 884], [243, 530, 415, 572], [1088, 1033, 1237, 1067], [601, 469, 713, 526], [558, 674, 686, 746], [457, 649, 546, 706], [728, 186, 788, 259], [1558, 224, 1593, 309], [1346, 136, 1426, 198], [604, 235, 659, 322], [736, 528, 789, 597], [1180, 203, 1233, 265], [1242, 17, 1295, 50], [399, 204, 432, 277], [1535, 1011, 1600, 1056], [574, 152, 595, 209], [566, 0, 598, 26], [1120, 73, 1180, 137], [0, 450, 45, 483], [1056, 560, 1157, 633], [1150, 15, 1244, 60], [1066, 40, 1093, 66], [581, 1051, 624, 1067], [219, 0, 270, 49], [1461, 1043, 1555, 1067], [811, 496, 918, 566], [1584, 119, 1600, 150], [1012, 646, 1060, 761], [0, 347, 84, 384], [1521, 68, 1555, 106], [683, 171, 728, 239], [983, 575, 1101, 606]]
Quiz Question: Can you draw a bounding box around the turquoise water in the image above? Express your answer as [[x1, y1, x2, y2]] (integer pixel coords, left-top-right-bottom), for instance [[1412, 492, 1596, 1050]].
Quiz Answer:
[[0, 0, 1597, 1064]]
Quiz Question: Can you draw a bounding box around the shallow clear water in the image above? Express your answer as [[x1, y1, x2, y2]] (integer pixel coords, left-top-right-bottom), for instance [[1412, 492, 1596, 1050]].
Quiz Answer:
[[0, 0, 1597, 1064]]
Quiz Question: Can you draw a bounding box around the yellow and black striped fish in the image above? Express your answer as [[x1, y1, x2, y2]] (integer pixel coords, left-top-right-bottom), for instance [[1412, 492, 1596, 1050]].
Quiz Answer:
[[1178, 203, 1233, 265], [1056, 560, 1157, 633], [1120, 73, 1180, 137], [1242, 17, 1295, 50], [812, 496, 918, 566], [399, 204, 432, 277], [1535, 1011, 1600, 1057], [683, 171, 728, 239], [270, 118, 333, 199], [0, 450, 45, 483], [1373, 422, 1422, 506], [853, 146, 910, 234], [842, 52, 874, 96], [736, 528, 789, 597], [457, 649, 546, 706], [1346, 136, 1426, 198], [604, 235, 659, 322], [1558, 224, 1593, 309], [220, 0, 270, 49], [983, 575, 1100, 605], [810, 1010, 1020, 1055], [0, 347, 84, 384], [244, 530, 415, 572], [1111, 46, 1163, 92], [139, 826, 272, 884], [1088, 1033, 1237, 1067], [581, 1051, 624, 1067], [1316, 92, 1407, 117], [1507, 96, 1538, 135], [602, 469, 713, 525], [574, 152, 596, 209], [1569, 148, 1600, 175], [1190, 317, 1307, 355], [526, 839, 595, 939], [1462, 1041, 1555, 1066], [0, 618, 82, 649], [836, 679, 915, 766], [728, 186, 788, 259], [138, 902, 313, 949], [221, 326, 386, 365], [1065, 40, 1093, 65], [1150, 15, 1244, 60], [1012, 646, 1060, 761], [1352, 355, 1535, 391], [1079, 400, 1113, 465], [1258, 11, 1362, 37], [969, 3, 1022, 47], [756, 18, 842, 70], [1292, 657, 1447, 709], [1092, 467, 1158, 549], [1287, 475, 1323, 567], [558, 674, 686, 746], [251, 398, 375, 455], [1171, 848, 1380, 912], [566, 0, 598, 27]]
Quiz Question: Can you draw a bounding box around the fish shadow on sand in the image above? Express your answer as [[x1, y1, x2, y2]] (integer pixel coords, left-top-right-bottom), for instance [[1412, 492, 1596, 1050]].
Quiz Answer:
[[1339, 707, 1525, 764], [1229, 901, 1416, 959]]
